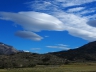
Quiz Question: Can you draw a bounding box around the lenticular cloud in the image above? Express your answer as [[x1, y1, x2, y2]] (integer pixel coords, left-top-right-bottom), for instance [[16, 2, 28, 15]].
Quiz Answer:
[[15, 31, 43, 41], [0, 11, 64, 32], [0, 11, 64, 41], [1, 11, 96, 41]]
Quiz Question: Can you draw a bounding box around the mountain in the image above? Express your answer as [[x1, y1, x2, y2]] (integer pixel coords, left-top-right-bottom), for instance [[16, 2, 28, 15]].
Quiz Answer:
[[1, 41, 96, 61], [0, 42, 65, 68], [0, 42, 18, 55], [49, 41, 96, 61], [0, 41, 96, 68]]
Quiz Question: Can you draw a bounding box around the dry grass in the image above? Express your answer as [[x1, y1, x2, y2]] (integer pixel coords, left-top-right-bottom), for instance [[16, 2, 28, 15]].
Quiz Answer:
[[0, 63, 96, 72]]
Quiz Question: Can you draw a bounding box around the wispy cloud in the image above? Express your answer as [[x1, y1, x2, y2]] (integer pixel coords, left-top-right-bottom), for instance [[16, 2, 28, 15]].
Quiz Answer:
[[57, 44, 68, 47], [56, 0, 96, 7], [46, 44, 70, 50], [23, 50, 30, 52], [31, 48, 41, 53], [67, 7, 84, 13], [0, 0, 96, 41], [26, 0, 96, 41]]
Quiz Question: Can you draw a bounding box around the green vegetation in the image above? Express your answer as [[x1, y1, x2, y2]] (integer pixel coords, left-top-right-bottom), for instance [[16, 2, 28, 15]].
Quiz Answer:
[[0, 63, 96, 72], [0, 52, 65, 69]]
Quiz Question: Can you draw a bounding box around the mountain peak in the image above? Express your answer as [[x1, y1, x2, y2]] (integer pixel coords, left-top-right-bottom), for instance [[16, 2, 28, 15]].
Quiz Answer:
[[0, 42, 18, 55]]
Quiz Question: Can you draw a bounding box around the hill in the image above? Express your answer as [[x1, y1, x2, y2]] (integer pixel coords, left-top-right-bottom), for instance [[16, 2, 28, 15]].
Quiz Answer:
[[0, 52, 65, 68], [0, 42, 65, 68], [49, 41, 96, 61]]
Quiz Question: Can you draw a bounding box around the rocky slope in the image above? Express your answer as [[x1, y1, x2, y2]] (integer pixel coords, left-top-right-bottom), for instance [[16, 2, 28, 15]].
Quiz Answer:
[[0, 42, 18, 55]]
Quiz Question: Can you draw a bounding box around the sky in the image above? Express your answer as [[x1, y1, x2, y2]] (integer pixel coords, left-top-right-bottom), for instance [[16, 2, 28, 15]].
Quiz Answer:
[[0, 0, 96, 53]]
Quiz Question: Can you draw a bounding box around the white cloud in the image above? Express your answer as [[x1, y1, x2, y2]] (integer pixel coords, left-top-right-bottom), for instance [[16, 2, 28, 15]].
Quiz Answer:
[[28, 0, 96, 17], [67, 7, 84, 12], [80, 10, 95, 15], [56, 0, 96, 7], [86, 14, 96, 20], [23, 50, 30, 52], [30, 1, 52, 10], [57, 44, 68, 46], [1, 0, 96, 42], [31, 48, 41, 53], [1, 11, 96, 41], [0, 11, 65, 41], [53, 10, 96, 41], [46, 44, 70, 50], [0, 11, 64, 32], [15, 31, 43, 41], [46, 46, 58, 48], [68, 27, 96, 41]]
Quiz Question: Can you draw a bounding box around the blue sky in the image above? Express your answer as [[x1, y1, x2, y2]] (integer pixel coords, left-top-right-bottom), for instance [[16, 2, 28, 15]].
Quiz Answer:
[[0, 0, 96, 53]]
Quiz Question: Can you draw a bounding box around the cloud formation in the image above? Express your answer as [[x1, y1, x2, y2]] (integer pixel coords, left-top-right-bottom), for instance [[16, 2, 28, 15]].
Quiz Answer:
[[46, 44, 70, 50], [56, 0, 96, 7], [0, 0, 96, 41], [15, 31, 43, 41], [67, 7, 84, 12], [0, 11, 64, 41], [26, 0, 96, 41], [0, 12, 64, 32]]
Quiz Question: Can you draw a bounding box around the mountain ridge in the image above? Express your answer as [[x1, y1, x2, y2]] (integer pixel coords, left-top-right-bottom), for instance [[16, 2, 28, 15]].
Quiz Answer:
[[49, 41, 96, 61], [0, 41, 96, 61]]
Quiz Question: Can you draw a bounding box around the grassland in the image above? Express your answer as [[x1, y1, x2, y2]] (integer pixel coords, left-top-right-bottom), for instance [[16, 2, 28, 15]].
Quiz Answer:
[[0, 62, 96, 72]]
